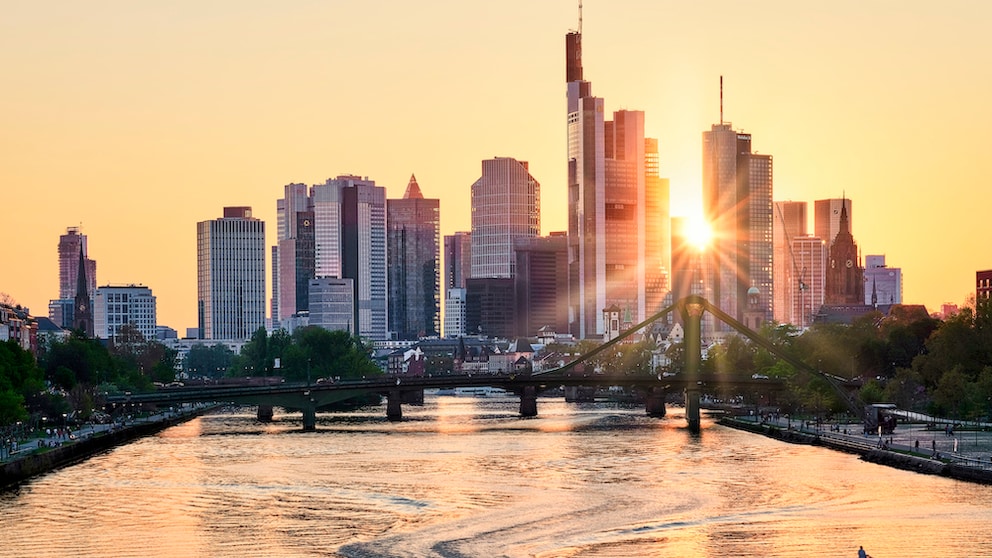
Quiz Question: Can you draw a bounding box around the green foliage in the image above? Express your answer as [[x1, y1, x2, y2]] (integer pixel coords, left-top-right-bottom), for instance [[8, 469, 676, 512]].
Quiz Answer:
[[185, 343, 235, 378]]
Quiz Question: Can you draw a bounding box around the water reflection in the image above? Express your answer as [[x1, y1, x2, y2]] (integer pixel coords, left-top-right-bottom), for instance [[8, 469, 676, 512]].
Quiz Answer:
[[2, 396, 992, 557]]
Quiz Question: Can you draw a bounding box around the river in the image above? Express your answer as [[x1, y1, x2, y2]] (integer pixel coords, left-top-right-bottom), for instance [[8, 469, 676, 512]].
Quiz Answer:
[[3, 395, 992, 557]]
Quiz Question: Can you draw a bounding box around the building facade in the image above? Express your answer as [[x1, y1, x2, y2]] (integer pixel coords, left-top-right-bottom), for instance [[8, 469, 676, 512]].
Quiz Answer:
[[470, 157, 540, 280], [514, 233, 569, 337], [93, 284, 157, 341], [773, 201, 808, 324], [815, 198, 853, 250], [444, 231, 472, 290], [864, 255, 902, 306], [444, 287, 467, 338], [387, 175, 440, 340], [197, 206, 266, 340], [465, 278, 515, 339], [308, 277, 355, 334], [791, 236, 827, 329]]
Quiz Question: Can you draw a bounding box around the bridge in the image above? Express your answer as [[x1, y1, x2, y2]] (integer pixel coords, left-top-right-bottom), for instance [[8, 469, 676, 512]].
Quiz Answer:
[[107, 295, 861, 432], [107, 372, 781, 431]]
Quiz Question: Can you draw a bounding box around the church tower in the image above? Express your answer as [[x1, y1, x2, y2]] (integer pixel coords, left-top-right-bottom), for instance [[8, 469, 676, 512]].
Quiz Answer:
[[72, 244, 94, 337], [824, 199, 864, 305]]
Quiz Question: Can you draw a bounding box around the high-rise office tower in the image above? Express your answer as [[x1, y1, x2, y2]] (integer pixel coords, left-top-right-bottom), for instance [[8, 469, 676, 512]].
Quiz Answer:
[[815, 198, 853, 249], [791, 236, 827, 329], [773, 201, 808, 324], [702, 82, 773, 329], [864, 255, 902, 306], [514, 233, 569, 337], [443, 231, 471, 339], [277, 211, 315, 322], [312, 175, 388, 341], [50, 227, 97, 328], [823, 200, 864, 305], [566, 28, 669, 339], [272, 176, 388, 340], [58, 227, 96, 299], [387, 175, 440, 340], [470, 157, 540, 280], [444, 231, 472, 290], [197, 206, 266, 340], [272, 183, 310, 321]]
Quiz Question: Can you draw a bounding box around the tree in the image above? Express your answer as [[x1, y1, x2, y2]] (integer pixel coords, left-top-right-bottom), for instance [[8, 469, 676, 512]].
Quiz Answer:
[[185, 343, 235, 379]]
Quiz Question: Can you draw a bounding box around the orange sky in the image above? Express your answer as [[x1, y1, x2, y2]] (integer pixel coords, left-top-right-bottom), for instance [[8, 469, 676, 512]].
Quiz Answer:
[[3, 1, 990, 333]]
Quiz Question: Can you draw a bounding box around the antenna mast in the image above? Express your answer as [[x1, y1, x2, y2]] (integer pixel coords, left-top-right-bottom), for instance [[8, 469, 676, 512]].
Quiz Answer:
[[720, 75, 724, 125], [579, 0, 583, 35]]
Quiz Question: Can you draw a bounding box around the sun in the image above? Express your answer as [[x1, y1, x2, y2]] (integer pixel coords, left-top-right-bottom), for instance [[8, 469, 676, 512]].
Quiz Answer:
[[685, 217, 713, 252]]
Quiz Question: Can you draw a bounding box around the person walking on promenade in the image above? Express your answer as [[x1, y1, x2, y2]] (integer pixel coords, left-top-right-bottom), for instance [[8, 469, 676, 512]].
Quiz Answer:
[[858, 545, 870, 558]]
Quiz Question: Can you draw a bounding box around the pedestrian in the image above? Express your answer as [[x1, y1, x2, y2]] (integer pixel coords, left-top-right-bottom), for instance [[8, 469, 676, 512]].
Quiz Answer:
[[858, 545, 868, 558], [915, 439, 919, 451]]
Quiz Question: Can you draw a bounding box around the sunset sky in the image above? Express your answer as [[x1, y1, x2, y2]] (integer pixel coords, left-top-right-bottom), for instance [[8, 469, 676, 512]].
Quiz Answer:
[[3, 1, 991, 333]]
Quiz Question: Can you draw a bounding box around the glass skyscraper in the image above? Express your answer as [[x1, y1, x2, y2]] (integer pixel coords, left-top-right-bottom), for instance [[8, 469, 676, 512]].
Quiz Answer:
[[197, 207, 266, 340]]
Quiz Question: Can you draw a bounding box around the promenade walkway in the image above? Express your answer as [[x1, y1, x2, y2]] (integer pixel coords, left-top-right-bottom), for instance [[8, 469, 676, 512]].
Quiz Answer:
[[1, 404, 209, 465], [737, 412, 992, 473]]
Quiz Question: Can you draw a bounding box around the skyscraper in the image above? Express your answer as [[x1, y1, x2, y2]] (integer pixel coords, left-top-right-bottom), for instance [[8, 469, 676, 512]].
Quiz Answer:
[[197, 206, 266, 340], [58, 227, 96, 300], [514, 233, 569, 337], [315, 175, 388, 341], [470, 157, 540, 280], [815, 198, 853, 249], [791, 236, 827, 328], [566, 28, 669, 339], [387, 174, 440, 340], [702, 86, 773, 329], [272, 176, 388, 340], [50, 226, 97, 329], [444, 231, 472, 290], [272, 182, 310, 322], [773, 201, 808, 324]]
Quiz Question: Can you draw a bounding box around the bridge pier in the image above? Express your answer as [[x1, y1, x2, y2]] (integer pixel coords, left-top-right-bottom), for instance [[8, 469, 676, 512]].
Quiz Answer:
[[519, 385, 538, 417], [387, 390, 403, 421], [302, 405, 317, 432], [645, 387, 666, 417], [681, 296, 703, 433], [257, 405, 274, 422]]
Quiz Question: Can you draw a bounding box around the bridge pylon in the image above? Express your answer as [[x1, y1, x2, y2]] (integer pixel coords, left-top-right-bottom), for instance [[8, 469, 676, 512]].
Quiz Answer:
[[680, 295, 705, 433]]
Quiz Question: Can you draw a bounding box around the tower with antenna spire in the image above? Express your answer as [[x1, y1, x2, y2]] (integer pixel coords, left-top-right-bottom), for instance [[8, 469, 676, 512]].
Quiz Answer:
[[565, 9, 670, 340], [702, 76, 774, 330]]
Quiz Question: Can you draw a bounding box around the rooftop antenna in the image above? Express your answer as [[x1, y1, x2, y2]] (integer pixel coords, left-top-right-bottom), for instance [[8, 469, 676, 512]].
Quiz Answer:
[[579, 0, 583, 35], [720, 75, 724, 125]]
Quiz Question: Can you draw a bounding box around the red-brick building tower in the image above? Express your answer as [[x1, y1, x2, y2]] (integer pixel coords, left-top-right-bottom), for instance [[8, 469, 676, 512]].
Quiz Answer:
[[824, 199, 864, 305]]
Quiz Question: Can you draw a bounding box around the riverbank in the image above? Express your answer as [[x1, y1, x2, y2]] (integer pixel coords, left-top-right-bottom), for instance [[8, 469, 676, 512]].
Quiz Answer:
[[1, 405, 213, 491], [718, 415, 992, 485]]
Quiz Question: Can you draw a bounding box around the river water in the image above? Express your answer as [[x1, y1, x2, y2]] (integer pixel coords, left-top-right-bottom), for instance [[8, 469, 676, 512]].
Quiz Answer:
[[3, 395, 992, 558]]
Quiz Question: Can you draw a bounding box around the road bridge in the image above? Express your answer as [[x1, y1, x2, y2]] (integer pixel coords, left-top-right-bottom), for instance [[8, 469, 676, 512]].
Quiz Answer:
[[108, 295, 858, 432], [106, 372, 781, 431]]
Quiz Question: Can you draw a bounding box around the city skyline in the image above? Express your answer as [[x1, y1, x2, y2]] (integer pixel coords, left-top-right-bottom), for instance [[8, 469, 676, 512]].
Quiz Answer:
[[3, 1, 991, 332]]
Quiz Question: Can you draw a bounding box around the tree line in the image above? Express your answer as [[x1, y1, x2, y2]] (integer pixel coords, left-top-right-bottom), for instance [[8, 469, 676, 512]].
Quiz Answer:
[[0, 324, 381, 427]]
